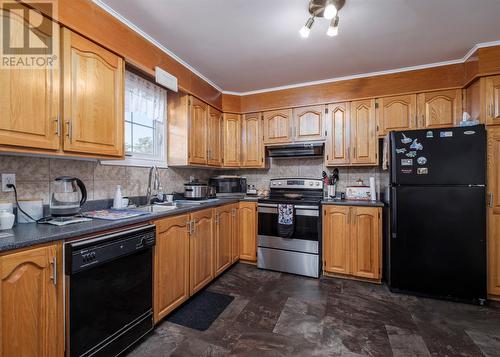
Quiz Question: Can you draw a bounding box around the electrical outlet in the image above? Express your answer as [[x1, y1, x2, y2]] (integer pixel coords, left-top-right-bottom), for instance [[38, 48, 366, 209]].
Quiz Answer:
[[2, 174, 15, 192]]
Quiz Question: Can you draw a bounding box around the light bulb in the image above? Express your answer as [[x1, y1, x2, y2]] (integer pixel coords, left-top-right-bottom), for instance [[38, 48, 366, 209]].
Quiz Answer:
[[327, 16, 339, 37], [299, 17, 314, 38], [323, 3, 338, 20]]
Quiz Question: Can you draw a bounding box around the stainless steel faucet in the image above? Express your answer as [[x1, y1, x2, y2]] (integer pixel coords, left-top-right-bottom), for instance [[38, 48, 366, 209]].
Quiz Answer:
[[146, 166, 165, 204]]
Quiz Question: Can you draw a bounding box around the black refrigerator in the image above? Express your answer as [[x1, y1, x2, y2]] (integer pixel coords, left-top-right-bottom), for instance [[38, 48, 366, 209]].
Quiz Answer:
[[388, 125, 487, 304]]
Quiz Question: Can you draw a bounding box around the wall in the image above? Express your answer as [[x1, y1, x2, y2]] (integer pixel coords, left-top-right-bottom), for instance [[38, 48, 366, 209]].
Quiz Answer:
[[0, 155, 214, 204], [224, 158, 389, 199]]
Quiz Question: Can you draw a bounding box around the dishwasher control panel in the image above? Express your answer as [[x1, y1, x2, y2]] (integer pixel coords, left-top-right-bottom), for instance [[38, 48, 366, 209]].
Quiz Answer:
[[65, 225, 156, 274]]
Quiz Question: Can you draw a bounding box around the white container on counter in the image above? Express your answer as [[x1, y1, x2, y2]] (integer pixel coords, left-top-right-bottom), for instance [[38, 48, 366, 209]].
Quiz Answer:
[[18, 199, 43, 223], [0, 202, 13, 214]]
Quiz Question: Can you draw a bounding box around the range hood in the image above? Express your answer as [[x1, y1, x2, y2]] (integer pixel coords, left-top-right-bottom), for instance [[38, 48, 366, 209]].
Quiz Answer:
[[267, 143, 324, 158]]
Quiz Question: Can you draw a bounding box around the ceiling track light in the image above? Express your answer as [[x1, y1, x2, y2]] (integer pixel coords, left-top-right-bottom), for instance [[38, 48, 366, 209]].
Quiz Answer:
[[299, 0, 345, 38], [327, 15, 340, 36]]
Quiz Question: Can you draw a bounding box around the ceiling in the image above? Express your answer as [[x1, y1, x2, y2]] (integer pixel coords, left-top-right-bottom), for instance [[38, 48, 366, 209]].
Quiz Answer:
[[97, 0, 500, 94]]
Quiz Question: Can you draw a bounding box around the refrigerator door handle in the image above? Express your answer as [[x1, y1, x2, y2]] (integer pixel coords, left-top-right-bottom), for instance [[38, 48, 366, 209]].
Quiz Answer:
[[391, 187, 397, 239]]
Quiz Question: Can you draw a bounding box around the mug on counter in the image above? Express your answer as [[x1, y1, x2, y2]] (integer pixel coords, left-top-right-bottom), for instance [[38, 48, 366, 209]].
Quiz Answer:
[[0, 210, 15, 230]]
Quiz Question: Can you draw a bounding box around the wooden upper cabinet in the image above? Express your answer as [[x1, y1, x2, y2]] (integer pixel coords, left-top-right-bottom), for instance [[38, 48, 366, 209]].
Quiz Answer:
[[154, 214, 190, 323], [214, 205, 233, 276], [293, 105, 325, 142], [189, 208, 214, 295], [62, 28, 124, 157], [350, 207, 381, 280], [487, 127, 500, 298], [239, 201, 257, 262], [0, 244, 63, 357], [263, 109, 293, 144], [350, 99, 378, 165], [376, 95, 417, 136], [189, 97, 209, 165], [325, 103, 350, 166], [323, 206, 350, 275], [223, 113, 241, 167], [207, 107, 222, 167], [0, 10, 60, 151], [417, 89, 462, 129], [241, 113, 264, 168], [485, 75, 500, 125]]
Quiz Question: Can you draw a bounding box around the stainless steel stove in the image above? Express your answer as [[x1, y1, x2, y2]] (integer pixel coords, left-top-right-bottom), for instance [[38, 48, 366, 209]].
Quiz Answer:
[[257, 178, 323, 278]]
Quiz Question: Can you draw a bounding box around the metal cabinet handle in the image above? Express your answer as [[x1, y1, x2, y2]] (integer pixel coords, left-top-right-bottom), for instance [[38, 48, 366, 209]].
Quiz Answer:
[[55, 115, 61, 136], [191, 220, 196, 234], [50, 257, 57, 286], [187, 221, 192, 234], [215, 213, 219, 224], [489, 192, 494, 208], [66, 121, 72, 141]]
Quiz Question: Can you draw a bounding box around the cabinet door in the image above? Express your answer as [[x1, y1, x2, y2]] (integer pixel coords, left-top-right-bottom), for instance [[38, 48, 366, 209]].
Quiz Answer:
[[231, 205, 240, 263], [323, 206, 351, 275], [350, 100, 377, 165], [190, 208, 214, 294], [488, 127, 500, 298], [214, 206, 233, 276], [485, 75, 500, 126], [239, 202, 257, 262], [62, 29, 124, 157], [350, 207, 381, 280], [376, 95, 417, 136], [0, 9, 60, 151], [154, 215, 190, 322], [325, 103, 350, 166], [263, 109, 292, 144], [189, 97, 208, 165], [417, 89, 462, 129], [207, 107, 222, 167], [241, 113, 264, 168], [223, 113, 241, 167], [293, 105, 325, 142], [0, 244, 63, 357]]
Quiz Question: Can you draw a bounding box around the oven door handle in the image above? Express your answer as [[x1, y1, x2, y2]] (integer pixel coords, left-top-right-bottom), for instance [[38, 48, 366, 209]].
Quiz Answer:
[[258, 203, 319, 210], [258, 207, 319, 217]]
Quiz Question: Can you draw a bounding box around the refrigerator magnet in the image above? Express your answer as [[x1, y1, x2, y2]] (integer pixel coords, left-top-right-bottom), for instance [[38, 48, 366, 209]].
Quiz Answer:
[[401, 133, 412, 144], [396, 148, 407, 154], [426, 131, 434, 138], [440, 131, 453, 138], [406, 151, 417, 158], [401, 168, 413, 174], [410, 139, 423, 150], [417, 167, 429, 175], [401, 159, 413, 166], [417, 157, 427, 165]]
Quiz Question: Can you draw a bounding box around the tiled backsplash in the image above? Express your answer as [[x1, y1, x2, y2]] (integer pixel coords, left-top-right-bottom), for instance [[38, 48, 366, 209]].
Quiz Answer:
[[0, 155, 215, 204], [225, 158, 389, 196], [0, 155, 388, 205]]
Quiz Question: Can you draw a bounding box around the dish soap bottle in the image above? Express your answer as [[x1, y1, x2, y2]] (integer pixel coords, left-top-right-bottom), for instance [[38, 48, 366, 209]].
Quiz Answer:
[[113, 185, 123, 209]]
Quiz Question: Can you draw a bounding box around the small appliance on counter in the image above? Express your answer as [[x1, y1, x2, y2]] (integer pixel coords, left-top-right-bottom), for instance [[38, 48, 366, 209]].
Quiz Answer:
[[209, 175, 247, 196], [247, 184, 257, 196], [183, 180, 216, 200], [345, 179, 372, 201], [50, 176, 87, 216]]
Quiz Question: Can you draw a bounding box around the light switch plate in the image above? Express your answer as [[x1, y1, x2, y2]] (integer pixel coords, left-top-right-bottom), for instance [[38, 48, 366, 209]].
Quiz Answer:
[[2, 173, 15, 192]]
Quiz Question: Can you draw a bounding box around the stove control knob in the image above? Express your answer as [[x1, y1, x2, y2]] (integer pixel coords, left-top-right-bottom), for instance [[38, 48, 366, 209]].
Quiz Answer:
[[315, 182, 320, 186], [309, 182, 313, 186], [278, 182, 282, 186]]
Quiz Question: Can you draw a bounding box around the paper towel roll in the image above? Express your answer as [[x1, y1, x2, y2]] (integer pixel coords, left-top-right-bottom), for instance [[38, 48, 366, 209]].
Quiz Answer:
[[369, 177, 376, 202]]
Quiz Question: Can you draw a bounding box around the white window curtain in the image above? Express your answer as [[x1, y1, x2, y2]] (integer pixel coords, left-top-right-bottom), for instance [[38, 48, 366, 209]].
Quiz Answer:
[[125, 71, 166, 123]]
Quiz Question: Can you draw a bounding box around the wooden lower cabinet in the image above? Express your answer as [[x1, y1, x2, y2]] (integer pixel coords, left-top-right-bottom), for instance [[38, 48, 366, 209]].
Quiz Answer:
[[239, 202, 258, 262], [189, 208, 214, 295], [323, 205, 382, 282], [488, 127, 500, 300], [0, 243, 64, 357], [214, 205, 234, 276], [154, 214, 190, 323]]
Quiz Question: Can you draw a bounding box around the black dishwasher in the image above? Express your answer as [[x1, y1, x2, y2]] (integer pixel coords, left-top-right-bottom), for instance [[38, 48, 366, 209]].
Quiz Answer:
[[65, 224, 155, 357]]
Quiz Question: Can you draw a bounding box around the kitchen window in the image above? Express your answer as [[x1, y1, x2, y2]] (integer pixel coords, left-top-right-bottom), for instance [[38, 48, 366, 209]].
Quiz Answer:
[[102, 70, 167, 167]]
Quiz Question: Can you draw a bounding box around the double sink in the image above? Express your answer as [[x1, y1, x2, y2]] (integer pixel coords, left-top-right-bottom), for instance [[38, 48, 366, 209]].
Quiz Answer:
[[132, 199, 220, 213]]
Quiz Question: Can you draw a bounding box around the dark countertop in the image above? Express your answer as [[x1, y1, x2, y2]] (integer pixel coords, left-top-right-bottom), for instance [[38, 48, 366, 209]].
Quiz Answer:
[[0, 198, 244, 253], [321, 199, 385, 208]]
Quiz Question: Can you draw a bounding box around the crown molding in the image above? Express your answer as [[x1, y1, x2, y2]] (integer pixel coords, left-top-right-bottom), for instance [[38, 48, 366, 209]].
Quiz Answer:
[[92, 0, 223, 92], [92, 0, 500, 97]]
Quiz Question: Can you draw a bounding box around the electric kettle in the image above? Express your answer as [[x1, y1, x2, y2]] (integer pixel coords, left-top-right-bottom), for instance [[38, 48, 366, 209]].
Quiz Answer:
[[50, 176, 87, 216]]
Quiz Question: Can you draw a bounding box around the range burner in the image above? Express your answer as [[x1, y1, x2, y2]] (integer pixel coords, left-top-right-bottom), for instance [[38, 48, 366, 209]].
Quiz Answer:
[[259, 178, 324, 204]]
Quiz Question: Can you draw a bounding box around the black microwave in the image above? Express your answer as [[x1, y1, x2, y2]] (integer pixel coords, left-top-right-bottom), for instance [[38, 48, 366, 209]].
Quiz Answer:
[[209, 176, 247, 195]]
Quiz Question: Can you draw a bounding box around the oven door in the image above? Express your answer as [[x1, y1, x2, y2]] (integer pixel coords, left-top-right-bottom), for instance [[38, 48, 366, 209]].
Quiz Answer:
[[258, 203, 320, 242]]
